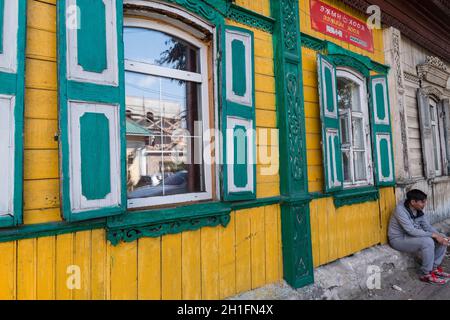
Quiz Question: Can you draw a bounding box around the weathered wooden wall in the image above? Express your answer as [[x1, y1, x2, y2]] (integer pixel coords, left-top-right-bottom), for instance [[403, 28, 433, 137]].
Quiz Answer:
[[392, 34, 450, 223]]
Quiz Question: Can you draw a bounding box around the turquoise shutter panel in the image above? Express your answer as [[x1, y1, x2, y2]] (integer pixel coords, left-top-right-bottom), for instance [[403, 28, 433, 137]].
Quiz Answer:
[[0, 0, 26, 227], [369, 75, 395, 186], [58, 0, 126, 222], [222, 26, 256, 201], [317, 54, 343, 192]]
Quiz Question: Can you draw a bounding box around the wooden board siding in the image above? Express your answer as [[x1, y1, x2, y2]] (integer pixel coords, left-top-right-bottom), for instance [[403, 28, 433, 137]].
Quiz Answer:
[[0, 206, 282, 300], [310, 187, 396, 267], [24, 0, 61, 225], [235, 0, 271, 17]]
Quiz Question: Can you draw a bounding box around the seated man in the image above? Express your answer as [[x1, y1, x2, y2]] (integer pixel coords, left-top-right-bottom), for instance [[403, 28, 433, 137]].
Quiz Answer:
[[388, 189, 450, 285]]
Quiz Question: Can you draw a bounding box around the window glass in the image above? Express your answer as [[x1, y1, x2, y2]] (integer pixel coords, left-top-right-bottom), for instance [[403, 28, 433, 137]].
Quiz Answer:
[[124, 25, 210, 206], [337, 69, 372, 187], [430, 100, 443, 176], [124, 27, 200, 72]]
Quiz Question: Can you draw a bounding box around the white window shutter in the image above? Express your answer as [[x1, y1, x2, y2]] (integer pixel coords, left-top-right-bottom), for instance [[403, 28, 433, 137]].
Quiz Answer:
[[417, 88, 436, 179]]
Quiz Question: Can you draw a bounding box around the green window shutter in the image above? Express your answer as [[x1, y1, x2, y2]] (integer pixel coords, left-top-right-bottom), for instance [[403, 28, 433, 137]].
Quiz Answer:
[[0, 0, 26, 228], [369, 75, 395, 186], [222, 26, 256, 201], [441, 99, 450, 175], [417, 88, 435, 179], [58, 0, 126, 222], [317, 54, 343, 192]]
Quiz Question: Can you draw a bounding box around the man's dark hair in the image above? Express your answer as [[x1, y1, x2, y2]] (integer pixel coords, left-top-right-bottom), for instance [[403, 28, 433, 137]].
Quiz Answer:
[[406, 189, 428, 202]]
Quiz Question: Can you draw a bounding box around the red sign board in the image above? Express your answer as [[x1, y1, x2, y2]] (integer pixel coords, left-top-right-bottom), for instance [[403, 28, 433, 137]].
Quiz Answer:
[[310, 0, 374, 52]]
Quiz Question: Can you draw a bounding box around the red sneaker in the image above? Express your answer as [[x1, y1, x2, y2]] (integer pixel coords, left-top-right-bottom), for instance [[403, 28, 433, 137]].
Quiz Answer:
[[433, 267, 450, 279], [419, 272, 447, 285]]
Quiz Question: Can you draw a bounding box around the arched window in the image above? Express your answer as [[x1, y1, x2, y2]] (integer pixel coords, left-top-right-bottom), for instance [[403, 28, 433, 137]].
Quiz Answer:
[[337, 68, 373, 187], [123, 16, 214, 209]]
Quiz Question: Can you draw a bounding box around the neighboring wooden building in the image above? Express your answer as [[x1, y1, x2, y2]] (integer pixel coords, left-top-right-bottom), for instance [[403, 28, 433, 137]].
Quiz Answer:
[[341, 0, 450, 222]]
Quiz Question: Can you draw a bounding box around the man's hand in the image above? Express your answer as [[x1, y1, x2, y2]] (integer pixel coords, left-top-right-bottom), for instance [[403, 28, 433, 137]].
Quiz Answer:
[[432, 233, 450, 246]]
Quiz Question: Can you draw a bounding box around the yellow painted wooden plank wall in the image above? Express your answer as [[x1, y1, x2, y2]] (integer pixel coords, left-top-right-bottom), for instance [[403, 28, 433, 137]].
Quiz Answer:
[[310, 187, 396, 268], [24, 0, 61, 225], [235, 0, 271, 16], [0, 206, 282, 300]]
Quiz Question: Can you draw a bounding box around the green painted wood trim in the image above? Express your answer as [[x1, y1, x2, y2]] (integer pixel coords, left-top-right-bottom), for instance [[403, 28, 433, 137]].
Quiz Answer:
[[271, 0, 314, 289], [300, 32, 390, 75], [77, 0, 107, 73], [13, 0, 26, 227], [163, 1, 274, 33], [280, 201, 315, 288], [222, 25, 257, 202], [0, 215, 14, 228], [107, 202, 232, 245], [166, 0, 225, 25], [369, 75, 396, 187], [229, 196, 281, 210], [0, 219, 106, 244], [308, 187, 380, 208], [226, 3, 275, 33], [0, 0, 27, 228], [0, 197, 280, 243], [57, 0, 127, 222], [333, 187, 380, 208]]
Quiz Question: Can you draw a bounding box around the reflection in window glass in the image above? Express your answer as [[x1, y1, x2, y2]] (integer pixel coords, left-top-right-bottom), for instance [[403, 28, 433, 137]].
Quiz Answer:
[[337, 77, 361, 111], [125, 71, 205, 199], [340, 115, 350, 145], [352, 117, 365, 150], [342, 150, 351, 182], [124, 27, 200, 72], [354, 151, 367, 181]]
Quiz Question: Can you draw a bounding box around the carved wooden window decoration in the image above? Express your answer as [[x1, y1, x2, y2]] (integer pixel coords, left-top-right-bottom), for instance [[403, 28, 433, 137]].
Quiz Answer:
[[417, 90, 449, 178], [318, 54, 395, 192]]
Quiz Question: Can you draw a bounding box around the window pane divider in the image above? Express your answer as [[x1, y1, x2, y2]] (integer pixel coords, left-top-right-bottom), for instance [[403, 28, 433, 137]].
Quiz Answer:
[[125, 59, 203, 83]]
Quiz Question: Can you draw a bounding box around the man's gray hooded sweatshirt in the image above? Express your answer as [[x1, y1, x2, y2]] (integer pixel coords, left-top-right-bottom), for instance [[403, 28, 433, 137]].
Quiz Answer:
[[388, 201, 438, 241]]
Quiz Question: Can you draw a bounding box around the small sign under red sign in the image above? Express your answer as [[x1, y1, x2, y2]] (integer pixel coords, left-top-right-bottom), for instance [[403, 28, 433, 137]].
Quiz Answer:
[[310, 0, 374, 52]]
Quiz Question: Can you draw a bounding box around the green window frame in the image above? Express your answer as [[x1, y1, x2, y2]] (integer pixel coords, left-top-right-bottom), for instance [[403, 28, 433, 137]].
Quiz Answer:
[[0, 0, 26, 228], [317, 45, 395, 198]]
